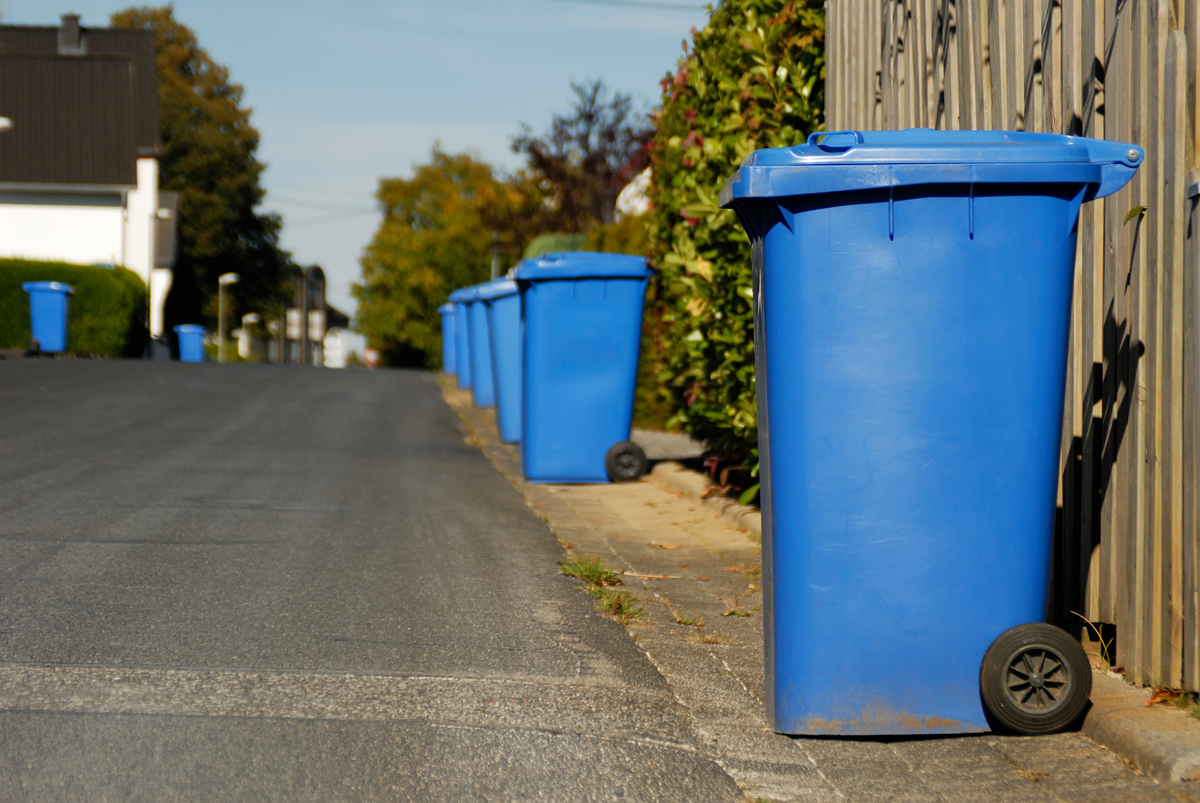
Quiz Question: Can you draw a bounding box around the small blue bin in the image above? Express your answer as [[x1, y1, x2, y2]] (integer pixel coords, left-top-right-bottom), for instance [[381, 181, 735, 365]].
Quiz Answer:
[[438, 302, 457, 374], [174, 324, 206, 363], [477, 279, 521, 443], [449, 288, 473, 389], [467, 284, 496, 408], [515, 253, 650, 482], [720, 129, 1142, 735], [22, 281, 73, 353]]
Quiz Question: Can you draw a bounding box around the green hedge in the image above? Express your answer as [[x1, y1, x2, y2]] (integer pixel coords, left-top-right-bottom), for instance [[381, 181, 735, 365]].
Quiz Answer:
[[0, 259, 148, 357], [648, 0, 825, 481]]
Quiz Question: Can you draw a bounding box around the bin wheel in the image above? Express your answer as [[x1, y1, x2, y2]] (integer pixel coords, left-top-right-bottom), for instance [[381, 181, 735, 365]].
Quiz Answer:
[[980, 623, 1091, 735], [605, 441, 647, 482]]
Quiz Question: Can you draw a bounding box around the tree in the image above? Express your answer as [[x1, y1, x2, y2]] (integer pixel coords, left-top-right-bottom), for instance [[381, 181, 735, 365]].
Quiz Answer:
[[648, 0, 825, 485], [512, 80, 653, 231], [111, 6, 291, 328], [354, 149, 540, 368]]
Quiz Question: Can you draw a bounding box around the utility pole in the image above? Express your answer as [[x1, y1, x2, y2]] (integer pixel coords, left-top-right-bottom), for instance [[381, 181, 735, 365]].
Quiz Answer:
[[490, 230, 499, 280], [217, 272, 239, 363]]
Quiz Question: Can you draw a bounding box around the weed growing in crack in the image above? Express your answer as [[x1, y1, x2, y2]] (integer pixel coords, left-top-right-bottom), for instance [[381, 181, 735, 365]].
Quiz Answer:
[[671, 608, 704, 627], [722, 598, 752, 617], [589, 587, 645, 624], [559, 553, 623, 587], [559, 553, 643, 624]]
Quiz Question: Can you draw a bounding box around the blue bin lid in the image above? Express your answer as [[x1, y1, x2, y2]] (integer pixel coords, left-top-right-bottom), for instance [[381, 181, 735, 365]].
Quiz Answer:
[[438, 302, 455, 314], [449, 286, 481, 303], [174, 324, 205, 334], [475, 279, 518, 301], [514, 252, 651, 281], [22, 281, 73, 294], [720, 129, 1143, 207]]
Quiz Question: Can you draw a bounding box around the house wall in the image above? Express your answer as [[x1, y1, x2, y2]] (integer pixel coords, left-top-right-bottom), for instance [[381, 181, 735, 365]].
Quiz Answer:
[[123, 157, 158, 284], [0, 191, 124, 266]]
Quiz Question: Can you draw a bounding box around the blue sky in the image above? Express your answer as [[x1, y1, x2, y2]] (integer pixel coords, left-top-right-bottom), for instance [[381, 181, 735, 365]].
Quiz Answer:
[[7, 0, 711, 315]]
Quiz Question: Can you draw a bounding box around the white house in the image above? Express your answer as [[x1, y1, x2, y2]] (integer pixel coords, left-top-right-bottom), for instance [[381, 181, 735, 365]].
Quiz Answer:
[[0, 14, 176, 341]]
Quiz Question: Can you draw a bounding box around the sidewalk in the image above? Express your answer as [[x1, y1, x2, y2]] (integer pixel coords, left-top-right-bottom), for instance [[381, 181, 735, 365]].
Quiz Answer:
[[442, 378, 1199, 803]]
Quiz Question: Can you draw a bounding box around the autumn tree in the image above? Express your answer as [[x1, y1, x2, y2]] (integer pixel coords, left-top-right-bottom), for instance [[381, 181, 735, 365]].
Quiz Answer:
[[111, 6, 291, 328], [512, 80, 653, 231], [354, 149, 543, 368]]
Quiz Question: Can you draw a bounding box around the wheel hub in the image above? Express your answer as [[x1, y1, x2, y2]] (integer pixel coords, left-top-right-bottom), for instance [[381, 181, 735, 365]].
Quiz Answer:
[[1004, 647, 1068, 711]]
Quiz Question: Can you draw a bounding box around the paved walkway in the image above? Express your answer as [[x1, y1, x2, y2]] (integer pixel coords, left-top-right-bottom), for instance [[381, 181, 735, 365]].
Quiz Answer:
[[446, 380, 1198, 803]]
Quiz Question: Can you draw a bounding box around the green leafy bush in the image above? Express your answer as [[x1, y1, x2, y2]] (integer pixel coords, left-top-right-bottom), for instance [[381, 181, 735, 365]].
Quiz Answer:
[[0, 259, 147, 357], [648, 0, 825, 474]]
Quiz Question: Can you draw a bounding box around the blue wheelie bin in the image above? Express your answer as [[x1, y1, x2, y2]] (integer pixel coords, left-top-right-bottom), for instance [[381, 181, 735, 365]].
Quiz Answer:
[[438, 302, 457, 375], [515, 252, 651, 483], [22, 281, 73, 352], [466, 284, 496, 408], [448, 288, 473, 389], [477, 279, 521, 443], [719, 129, 1142, 736], [174, 324, 206, 363]]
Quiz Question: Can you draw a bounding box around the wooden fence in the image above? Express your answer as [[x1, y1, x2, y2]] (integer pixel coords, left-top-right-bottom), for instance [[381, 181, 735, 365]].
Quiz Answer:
[[825, 0, 1200, 691]]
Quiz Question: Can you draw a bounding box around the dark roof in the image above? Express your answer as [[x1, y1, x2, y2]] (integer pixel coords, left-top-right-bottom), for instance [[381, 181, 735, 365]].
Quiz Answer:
[[0, 54, 137, 187], [156, 191, 180, 267], [0, 22, 159, 153], [326, 304, 350, 329]]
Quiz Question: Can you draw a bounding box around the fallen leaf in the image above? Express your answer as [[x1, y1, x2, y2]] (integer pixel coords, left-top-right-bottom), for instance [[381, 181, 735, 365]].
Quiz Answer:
[[654, 543, 685, 550], [678, 563, 690, 568], [1147, 688, 1180, 707], [697, 576, 710, 581]]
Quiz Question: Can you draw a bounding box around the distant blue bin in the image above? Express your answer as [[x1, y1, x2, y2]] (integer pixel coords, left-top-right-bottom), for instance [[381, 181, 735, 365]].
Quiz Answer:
[[22, 281, 73, 353], [449, 288, 473, 389], [174, 324, 206, 363], [467, 284, 497, 408], [438, 302, 457, 374], [477, 279, 520, 443], [515, 253, 651, 482], [720, 129, 1142, 736]]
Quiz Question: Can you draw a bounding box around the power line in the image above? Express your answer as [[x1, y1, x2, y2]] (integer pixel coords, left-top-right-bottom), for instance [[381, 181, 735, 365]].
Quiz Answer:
[[271, 196, 376, 213], [551, 0, 707, 10], [286, 209, 380, 227]]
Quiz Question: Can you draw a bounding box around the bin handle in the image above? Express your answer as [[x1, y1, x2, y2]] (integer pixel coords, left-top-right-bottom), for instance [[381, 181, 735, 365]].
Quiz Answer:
[[808, 130, 865, 150]]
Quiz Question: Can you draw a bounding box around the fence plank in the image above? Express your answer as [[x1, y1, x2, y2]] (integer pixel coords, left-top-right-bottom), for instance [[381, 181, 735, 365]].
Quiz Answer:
[[1185, 170, 1200, 692], [1165, 29, 1188, 689]]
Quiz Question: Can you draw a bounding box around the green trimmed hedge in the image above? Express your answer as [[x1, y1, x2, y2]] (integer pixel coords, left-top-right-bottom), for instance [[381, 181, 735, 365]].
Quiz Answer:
[[0, 259, 148, 357]]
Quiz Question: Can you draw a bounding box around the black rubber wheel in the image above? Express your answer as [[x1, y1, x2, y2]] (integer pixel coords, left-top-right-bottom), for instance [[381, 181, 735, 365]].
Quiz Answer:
[[980, 623, 1091, 735], [605, 441, 647, 482]]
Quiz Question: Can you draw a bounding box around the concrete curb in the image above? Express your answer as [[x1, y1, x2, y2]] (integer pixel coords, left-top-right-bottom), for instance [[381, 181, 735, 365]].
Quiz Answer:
[[649, 461, 762, 539], [1082, 669, 1200, 785]]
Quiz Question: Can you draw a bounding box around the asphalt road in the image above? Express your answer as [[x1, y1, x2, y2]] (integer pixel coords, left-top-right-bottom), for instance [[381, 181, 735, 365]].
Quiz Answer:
[[0, 361, 741, 802]]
